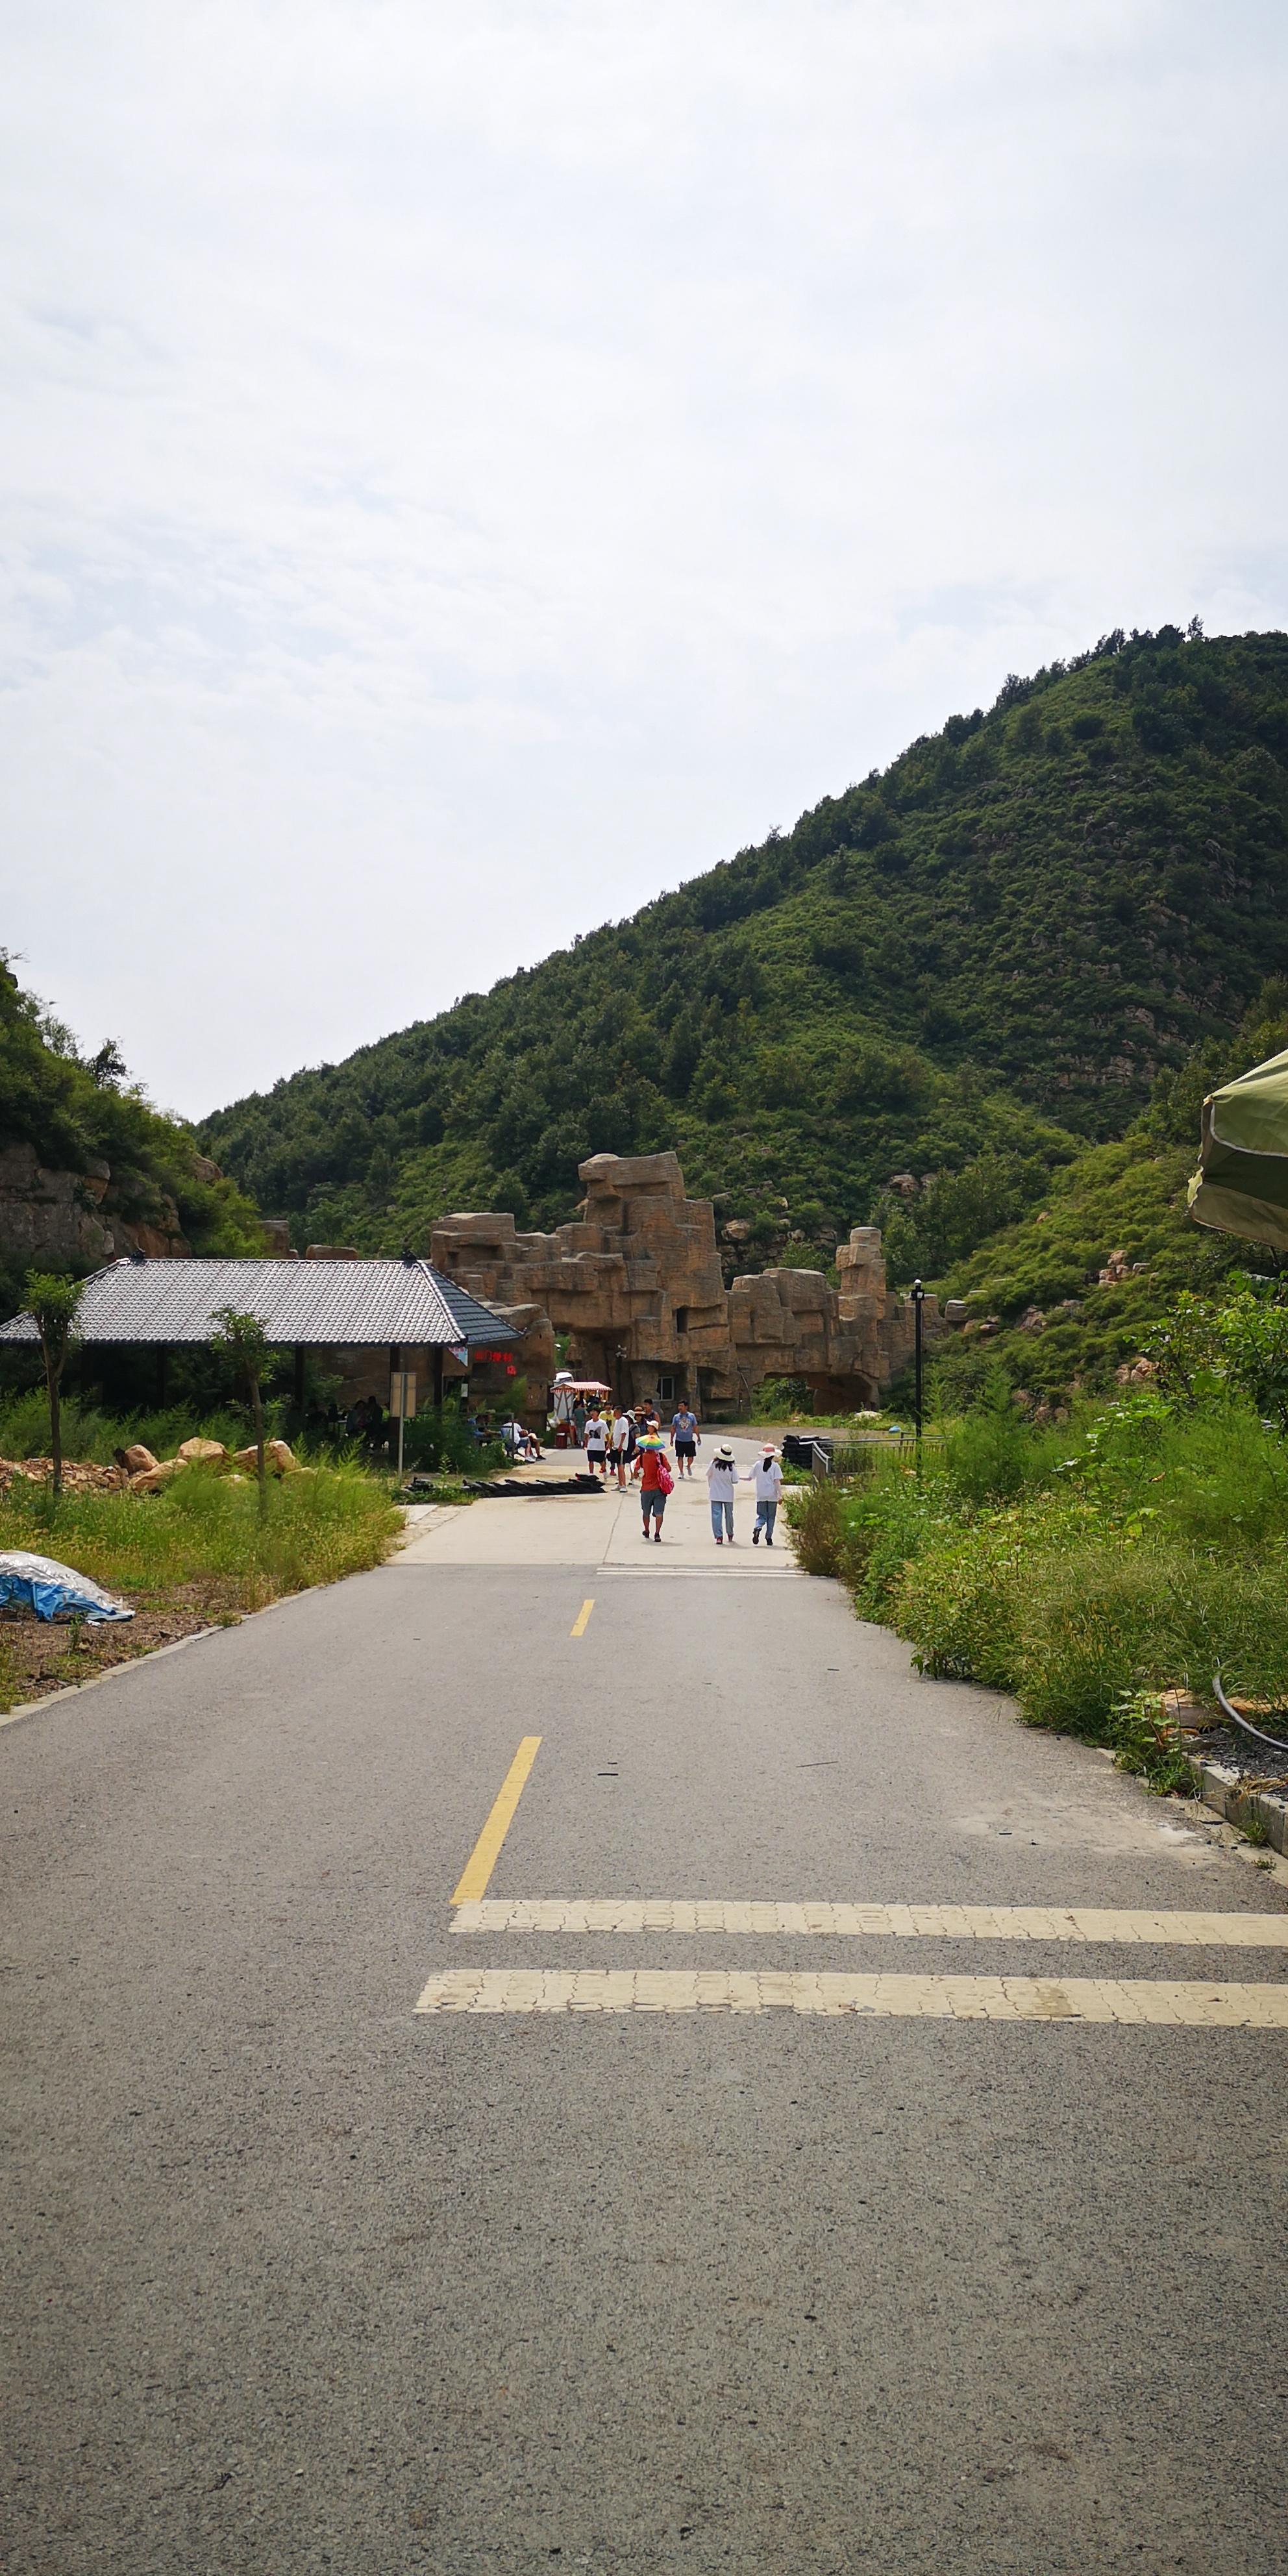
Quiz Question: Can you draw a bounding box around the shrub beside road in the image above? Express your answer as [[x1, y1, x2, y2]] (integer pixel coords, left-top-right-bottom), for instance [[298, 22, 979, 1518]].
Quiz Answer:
[[787, 1314, 1288, 1785]]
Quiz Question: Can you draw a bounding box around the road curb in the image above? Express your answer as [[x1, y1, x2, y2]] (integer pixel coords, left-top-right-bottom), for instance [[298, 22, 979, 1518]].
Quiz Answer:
[[1188, 1753, 1288, 1855]]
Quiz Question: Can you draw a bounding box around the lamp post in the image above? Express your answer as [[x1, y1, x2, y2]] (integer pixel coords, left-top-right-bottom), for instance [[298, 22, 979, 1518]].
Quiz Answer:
[[912, 1278, 924, 1449]]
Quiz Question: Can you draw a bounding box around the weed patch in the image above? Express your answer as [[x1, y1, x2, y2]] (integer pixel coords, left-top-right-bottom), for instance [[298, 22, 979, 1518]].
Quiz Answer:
[[0, 1463, 401, 1713], [787, 1358, 1288, 1751]]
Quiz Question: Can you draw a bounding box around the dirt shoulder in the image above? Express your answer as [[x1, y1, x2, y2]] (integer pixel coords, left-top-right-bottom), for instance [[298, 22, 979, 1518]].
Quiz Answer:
[[0, 1580, 245, 1710]]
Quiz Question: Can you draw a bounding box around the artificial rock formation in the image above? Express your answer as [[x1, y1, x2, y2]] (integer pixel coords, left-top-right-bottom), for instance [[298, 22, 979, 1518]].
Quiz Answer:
[[431, 1150, 934, 1413]]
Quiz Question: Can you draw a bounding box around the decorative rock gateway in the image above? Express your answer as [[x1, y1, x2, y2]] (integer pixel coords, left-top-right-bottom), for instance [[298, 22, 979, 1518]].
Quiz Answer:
[[430, 1150, 934, 1415]]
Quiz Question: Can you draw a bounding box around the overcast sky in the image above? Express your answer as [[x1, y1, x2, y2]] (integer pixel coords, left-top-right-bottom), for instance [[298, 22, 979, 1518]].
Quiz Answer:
[[4, 1, 1287, 1120]]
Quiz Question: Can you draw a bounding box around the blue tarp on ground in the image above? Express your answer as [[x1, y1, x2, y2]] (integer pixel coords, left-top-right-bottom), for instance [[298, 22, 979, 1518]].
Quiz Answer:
[[0, 1552, 134, 1623]]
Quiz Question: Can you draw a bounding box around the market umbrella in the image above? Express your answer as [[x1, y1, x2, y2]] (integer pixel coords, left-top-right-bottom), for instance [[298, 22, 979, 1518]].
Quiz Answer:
[[1187, 1043, 1288, 1254]]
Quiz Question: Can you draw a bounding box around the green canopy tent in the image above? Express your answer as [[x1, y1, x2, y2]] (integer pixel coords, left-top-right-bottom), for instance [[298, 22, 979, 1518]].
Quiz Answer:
[[1187, 1043, 1288, 1255]]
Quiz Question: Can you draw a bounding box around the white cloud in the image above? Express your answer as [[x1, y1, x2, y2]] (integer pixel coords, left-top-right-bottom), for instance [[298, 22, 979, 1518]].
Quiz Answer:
[[2, 0, 1285, 1113]]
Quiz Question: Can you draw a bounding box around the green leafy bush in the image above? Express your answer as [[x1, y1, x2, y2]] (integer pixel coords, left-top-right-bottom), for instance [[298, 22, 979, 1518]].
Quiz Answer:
[[789, 1335, 1288, 1748], [942, 1367, 1058, 1504], [1105, 1691, 1199, 1798], [1218, 1284, 1288, 1433], [893, 1517, 1030, 1689], [1010, 1542, 1173, 1733], [399, 1407, 493, 1473], [785, 1480, 847, 1577]]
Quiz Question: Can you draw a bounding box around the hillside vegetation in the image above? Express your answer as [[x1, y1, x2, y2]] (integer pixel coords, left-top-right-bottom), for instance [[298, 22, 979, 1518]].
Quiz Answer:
[[902, 982, 1288, 1406], [203, 625, 1288, 1223], [0, 957, 264, 1312], [200, 625, 1288, 1385], [788, 1362, 1288, 1765]]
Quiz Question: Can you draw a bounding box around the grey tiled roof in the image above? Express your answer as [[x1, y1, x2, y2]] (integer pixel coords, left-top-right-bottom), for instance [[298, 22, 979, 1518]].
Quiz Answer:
[[0, 1257, 517, 1349]]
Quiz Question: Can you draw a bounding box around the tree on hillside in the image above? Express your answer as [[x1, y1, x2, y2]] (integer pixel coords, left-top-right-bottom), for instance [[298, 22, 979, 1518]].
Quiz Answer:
[[89, 1038, 128, 1087], [210, 1307, 273, 1510], [22, 1271, 82, 1500]]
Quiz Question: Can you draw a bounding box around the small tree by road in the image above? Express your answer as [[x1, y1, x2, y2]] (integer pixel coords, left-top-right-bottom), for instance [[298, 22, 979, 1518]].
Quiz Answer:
[[22, 1272, 83, 1500], [210, 1307, 273, 1510]]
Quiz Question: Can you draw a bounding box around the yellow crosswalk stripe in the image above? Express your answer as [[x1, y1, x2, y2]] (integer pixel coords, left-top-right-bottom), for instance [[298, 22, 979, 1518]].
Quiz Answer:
[[414, 1968, 1288, 2024], [449, 1898, 1288, 1946]]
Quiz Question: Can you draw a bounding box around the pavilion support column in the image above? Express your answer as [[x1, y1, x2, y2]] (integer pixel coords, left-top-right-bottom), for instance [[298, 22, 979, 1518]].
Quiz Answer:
[[155, 1345, 167, 1407], [432, 1348, 445, 1413], [293, 1344, 304, 1409]]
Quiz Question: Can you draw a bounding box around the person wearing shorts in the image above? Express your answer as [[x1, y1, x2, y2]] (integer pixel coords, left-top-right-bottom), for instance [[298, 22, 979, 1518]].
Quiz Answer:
[[610, 1407, 632, 1488], [584, 1409, 608, 1478], [671, 1404, 699, 1476], [639, 1439, 669, 1542]]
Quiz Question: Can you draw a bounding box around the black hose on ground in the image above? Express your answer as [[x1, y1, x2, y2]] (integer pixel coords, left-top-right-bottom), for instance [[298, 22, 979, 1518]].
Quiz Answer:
[[1213, 1670, 1288, 1758]]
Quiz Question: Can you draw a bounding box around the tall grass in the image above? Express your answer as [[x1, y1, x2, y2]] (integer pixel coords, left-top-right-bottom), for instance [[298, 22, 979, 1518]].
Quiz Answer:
[[0, 1387, 274, 1465], [0, 1459, 401, 1611], [786, 1393, 1288, 1742]]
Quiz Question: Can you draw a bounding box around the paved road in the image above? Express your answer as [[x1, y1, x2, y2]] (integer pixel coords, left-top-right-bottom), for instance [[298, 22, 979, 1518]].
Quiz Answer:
[[398, 1434, 797, 1573], [4, 1440, 1287, 2573]]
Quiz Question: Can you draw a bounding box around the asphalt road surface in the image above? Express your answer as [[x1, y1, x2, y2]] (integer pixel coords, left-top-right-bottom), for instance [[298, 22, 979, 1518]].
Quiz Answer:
[[5, 1441, 1287, 2574]]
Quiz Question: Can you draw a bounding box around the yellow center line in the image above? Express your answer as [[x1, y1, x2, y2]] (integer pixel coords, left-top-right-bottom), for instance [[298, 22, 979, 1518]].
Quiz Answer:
[[451, 1736, 543, 1905], [569, 1599, 595, 1637]]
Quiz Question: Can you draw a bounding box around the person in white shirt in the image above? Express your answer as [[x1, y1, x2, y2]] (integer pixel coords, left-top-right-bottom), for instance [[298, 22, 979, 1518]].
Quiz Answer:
[[610, 1409, 633, 1489], [706, 1442, 739, 1545], [583, 1408, 609, 1478], [749, 1443, 784, 1546]]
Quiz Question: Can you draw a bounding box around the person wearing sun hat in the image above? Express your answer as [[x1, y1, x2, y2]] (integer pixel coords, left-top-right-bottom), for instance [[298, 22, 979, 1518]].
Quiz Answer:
[[706, 1441, 739, 1544], [749, 1441, 784, 1546], [638, 1428, 671, 1542]]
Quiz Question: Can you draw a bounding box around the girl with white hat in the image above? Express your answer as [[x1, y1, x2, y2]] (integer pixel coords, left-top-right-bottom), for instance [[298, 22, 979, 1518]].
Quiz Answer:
[[749, 1443, 784, 1546], [706, 1442, 739, 1545]]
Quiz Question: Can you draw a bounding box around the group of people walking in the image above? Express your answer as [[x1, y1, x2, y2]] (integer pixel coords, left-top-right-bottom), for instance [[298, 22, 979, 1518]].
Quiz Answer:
[[703, 1440, 783, 1547], [576, 1397, 784, 1548], [580, 1400, 689, 1490]]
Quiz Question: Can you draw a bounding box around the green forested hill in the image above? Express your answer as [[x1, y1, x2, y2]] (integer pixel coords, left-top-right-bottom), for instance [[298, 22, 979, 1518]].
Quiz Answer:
[[0, 958, 264, 1311], [201, 626, 1288, 1317], [910, 982, 1288, 1406]]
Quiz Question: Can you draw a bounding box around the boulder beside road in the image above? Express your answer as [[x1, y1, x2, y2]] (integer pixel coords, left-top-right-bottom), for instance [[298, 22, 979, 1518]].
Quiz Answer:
[[230, 1439, 300, 1476], [0, 1439, 303, 1497]]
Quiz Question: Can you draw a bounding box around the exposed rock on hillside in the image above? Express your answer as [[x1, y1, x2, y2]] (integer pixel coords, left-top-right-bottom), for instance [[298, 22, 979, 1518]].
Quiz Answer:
[[0, 1143, 188, 1271], [0, 954, 266, 1303]]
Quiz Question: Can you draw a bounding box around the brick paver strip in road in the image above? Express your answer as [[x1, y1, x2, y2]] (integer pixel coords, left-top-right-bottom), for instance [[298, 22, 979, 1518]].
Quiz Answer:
[[449, 1897, 1288, 1945], [414, 1968, 1288, 2023]]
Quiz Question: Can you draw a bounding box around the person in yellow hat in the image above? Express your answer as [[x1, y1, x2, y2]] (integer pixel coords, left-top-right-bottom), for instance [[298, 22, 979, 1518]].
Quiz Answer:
[[638, 1430, 671, 1541]]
